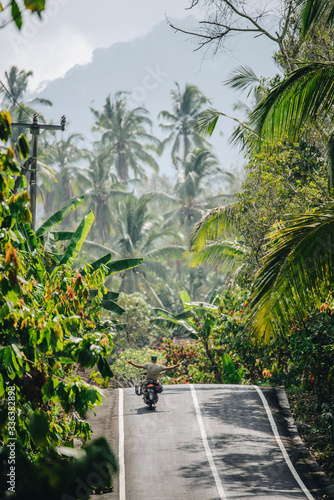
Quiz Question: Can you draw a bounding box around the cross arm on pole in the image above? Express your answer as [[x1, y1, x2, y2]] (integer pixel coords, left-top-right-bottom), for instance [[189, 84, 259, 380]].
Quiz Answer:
[[11, 115, 66, 132], [11, 114, 66, 231]]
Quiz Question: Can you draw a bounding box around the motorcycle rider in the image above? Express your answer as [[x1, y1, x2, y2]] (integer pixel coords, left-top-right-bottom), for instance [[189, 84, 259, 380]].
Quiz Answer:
[[127, 355, 180, 393]]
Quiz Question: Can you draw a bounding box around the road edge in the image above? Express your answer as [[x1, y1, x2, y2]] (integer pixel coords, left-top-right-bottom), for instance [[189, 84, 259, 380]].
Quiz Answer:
[[275, 386, 334, 500], [86, 387, 120, 500]]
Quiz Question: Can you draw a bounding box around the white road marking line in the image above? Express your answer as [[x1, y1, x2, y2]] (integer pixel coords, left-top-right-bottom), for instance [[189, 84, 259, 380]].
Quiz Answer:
[[119, 388, 126, 500], [254, 385, 315, 500], [190, 384, 228, 500]]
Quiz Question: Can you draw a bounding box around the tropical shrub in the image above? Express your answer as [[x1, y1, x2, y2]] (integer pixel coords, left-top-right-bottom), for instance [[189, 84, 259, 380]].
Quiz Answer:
[[288, 303, 334, 443], [108, 292, 169, 349], [0, 110, 142, 496]]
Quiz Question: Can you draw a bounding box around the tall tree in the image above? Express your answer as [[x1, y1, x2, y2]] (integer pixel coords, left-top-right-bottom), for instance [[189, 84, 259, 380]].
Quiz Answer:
[[231, 0, 334, 340], [75, 150, 129, 243], [0, 66, 52, 143], [0, 67, 33, 109], [91, 92, 160, 181], [159, 83, 211, 168], [41, 133, 87, 216], [169, 1, 298, 72], [109, 193, 184, 306], [162, 147, 232, 235]]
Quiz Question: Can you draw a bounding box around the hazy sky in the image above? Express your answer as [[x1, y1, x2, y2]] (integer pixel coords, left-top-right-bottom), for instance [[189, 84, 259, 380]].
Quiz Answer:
[[0, 0, 199, 90]]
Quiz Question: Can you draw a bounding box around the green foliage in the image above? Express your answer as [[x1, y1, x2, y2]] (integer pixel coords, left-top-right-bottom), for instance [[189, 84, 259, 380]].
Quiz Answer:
[[153, 290, 245, 384], [159, 83, 210, 167], [109, 292, 169, 349], [0, 436, 117, 499], [4, 0, 45, 30], [189, 141, 327, 283], [0, 112, 145, 494], [233, 141, 326, 276], [91, 92, 160, 181], [289, 304, 334, 412]]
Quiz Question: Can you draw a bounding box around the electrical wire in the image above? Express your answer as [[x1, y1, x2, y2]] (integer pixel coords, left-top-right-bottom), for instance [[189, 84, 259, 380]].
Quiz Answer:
[[38, 129, 58, 159], [0, 80, 34, 119]]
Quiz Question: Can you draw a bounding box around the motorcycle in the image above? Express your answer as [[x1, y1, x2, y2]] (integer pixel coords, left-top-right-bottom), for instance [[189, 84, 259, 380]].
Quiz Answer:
[[135, 377, 163, 409]]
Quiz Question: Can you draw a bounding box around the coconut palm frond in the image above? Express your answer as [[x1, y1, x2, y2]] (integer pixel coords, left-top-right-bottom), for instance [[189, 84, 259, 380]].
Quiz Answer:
[[248, 203, 334, 342], [146, 245, 185, 261], [299, 0, 334, 38], [28, 97, 52, 107], [187, 240, 246, 269], [196, 107, 260, 150], [229, 121, 262, 152], [248, 62, 334, 147], [189, 204, 238, 250], [195, 108, 222, 137], [37, 160, 57, 181], [224, 66, 259, 96], [140, 260, 167, 279], [141, 279, 165, 308]]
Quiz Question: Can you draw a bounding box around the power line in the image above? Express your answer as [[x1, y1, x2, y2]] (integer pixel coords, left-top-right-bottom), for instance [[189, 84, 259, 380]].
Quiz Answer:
[[0, 80, 34, 119], [38, 128, 58, 158]]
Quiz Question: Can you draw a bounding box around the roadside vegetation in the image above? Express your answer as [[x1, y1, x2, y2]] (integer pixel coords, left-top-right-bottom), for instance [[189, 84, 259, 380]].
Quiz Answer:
[[1, 0, 334, 496]]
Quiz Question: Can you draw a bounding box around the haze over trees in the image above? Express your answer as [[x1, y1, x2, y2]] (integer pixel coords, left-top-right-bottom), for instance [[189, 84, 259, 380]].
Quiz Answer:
[[1, 0, 334, 494]]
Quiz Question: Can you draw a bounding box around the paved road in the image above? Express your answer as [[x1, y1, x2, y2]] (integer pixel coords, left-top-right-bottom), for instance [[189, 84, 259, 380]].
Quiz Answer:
[[88, 384, 333, 500]]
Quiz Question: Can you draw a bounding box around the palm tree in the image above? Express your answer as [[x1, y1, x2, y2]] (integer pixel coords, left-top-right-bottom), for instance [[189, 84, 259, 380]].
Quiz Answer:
[[171, 0, 334, 343], [234, 0, 334, 340], [224, 2, 334, 191], [109, 193, 184, 306], [0, 67, 33, 109], [159, 83, 211, 168], [91, 92, 160, 181], [161, 147, 233, 236], [188, 205, 247, 275], [0, 66, 52, 141], [247, 204, 334, 341], [75, 150, 130, 243], [41, 133, 87, 216]]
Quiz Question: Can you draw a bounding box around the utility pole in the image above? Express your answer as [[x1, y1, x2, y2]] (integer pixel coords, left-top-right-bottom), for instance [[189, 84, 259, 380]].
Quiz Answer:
[[12, 114, 66, 230]]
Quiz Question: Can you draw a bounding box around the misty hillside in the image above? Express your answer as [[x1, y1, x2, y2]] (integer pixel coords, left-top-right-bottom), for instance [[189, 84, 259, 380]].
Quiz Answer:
[[32, 16, 278, 175]]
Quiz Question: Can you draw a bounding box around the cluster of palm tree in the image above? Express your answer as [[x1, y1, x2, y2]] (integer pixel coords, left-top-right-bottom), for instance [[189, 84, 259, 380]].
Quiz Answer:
[[189, 0, 334, 341], [0, 70, 234, 308]]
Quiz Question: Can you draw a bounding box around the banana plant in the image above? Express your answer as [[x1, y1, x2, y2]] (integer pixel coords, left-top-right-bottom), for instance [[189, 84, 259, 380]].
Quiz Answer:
[[17, 196, 144, 316], [152, 289, 243, 384]]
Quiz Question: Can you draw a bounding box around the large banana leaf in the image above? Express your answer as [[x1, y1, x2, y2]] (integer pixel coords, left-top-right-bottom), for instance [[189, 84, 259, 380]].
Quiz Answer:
[[59, 211, 95, 266], [151, 314, 198, 336], [180, 290, 191, 311], [101, 299, 124, 315], [105, 258, 143, 276], [52, 231, 74, 241], [21, 223, 37, 252], [36, 197, 85, 238], [81, 253, 113, 276]]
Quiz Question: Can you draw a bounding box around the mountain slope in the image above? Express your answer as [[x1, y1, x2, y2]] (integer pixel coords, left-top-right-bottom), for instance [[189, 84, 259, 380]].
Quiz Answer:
[[33, 16, 278, 175]]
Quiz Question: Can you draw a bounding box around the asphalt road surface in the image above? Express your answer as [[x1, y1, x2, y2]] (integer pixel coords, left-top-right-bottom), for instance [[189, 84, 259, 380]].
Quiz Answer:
[[117, 384, 333, 500], [88, 384, 333, 500]]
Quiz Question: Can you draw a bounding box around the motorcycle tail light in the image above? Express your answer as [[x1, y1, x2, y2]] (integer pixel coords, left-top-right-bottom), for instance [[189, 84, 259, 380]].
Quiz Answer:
[[148, 384, 154, 387]]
